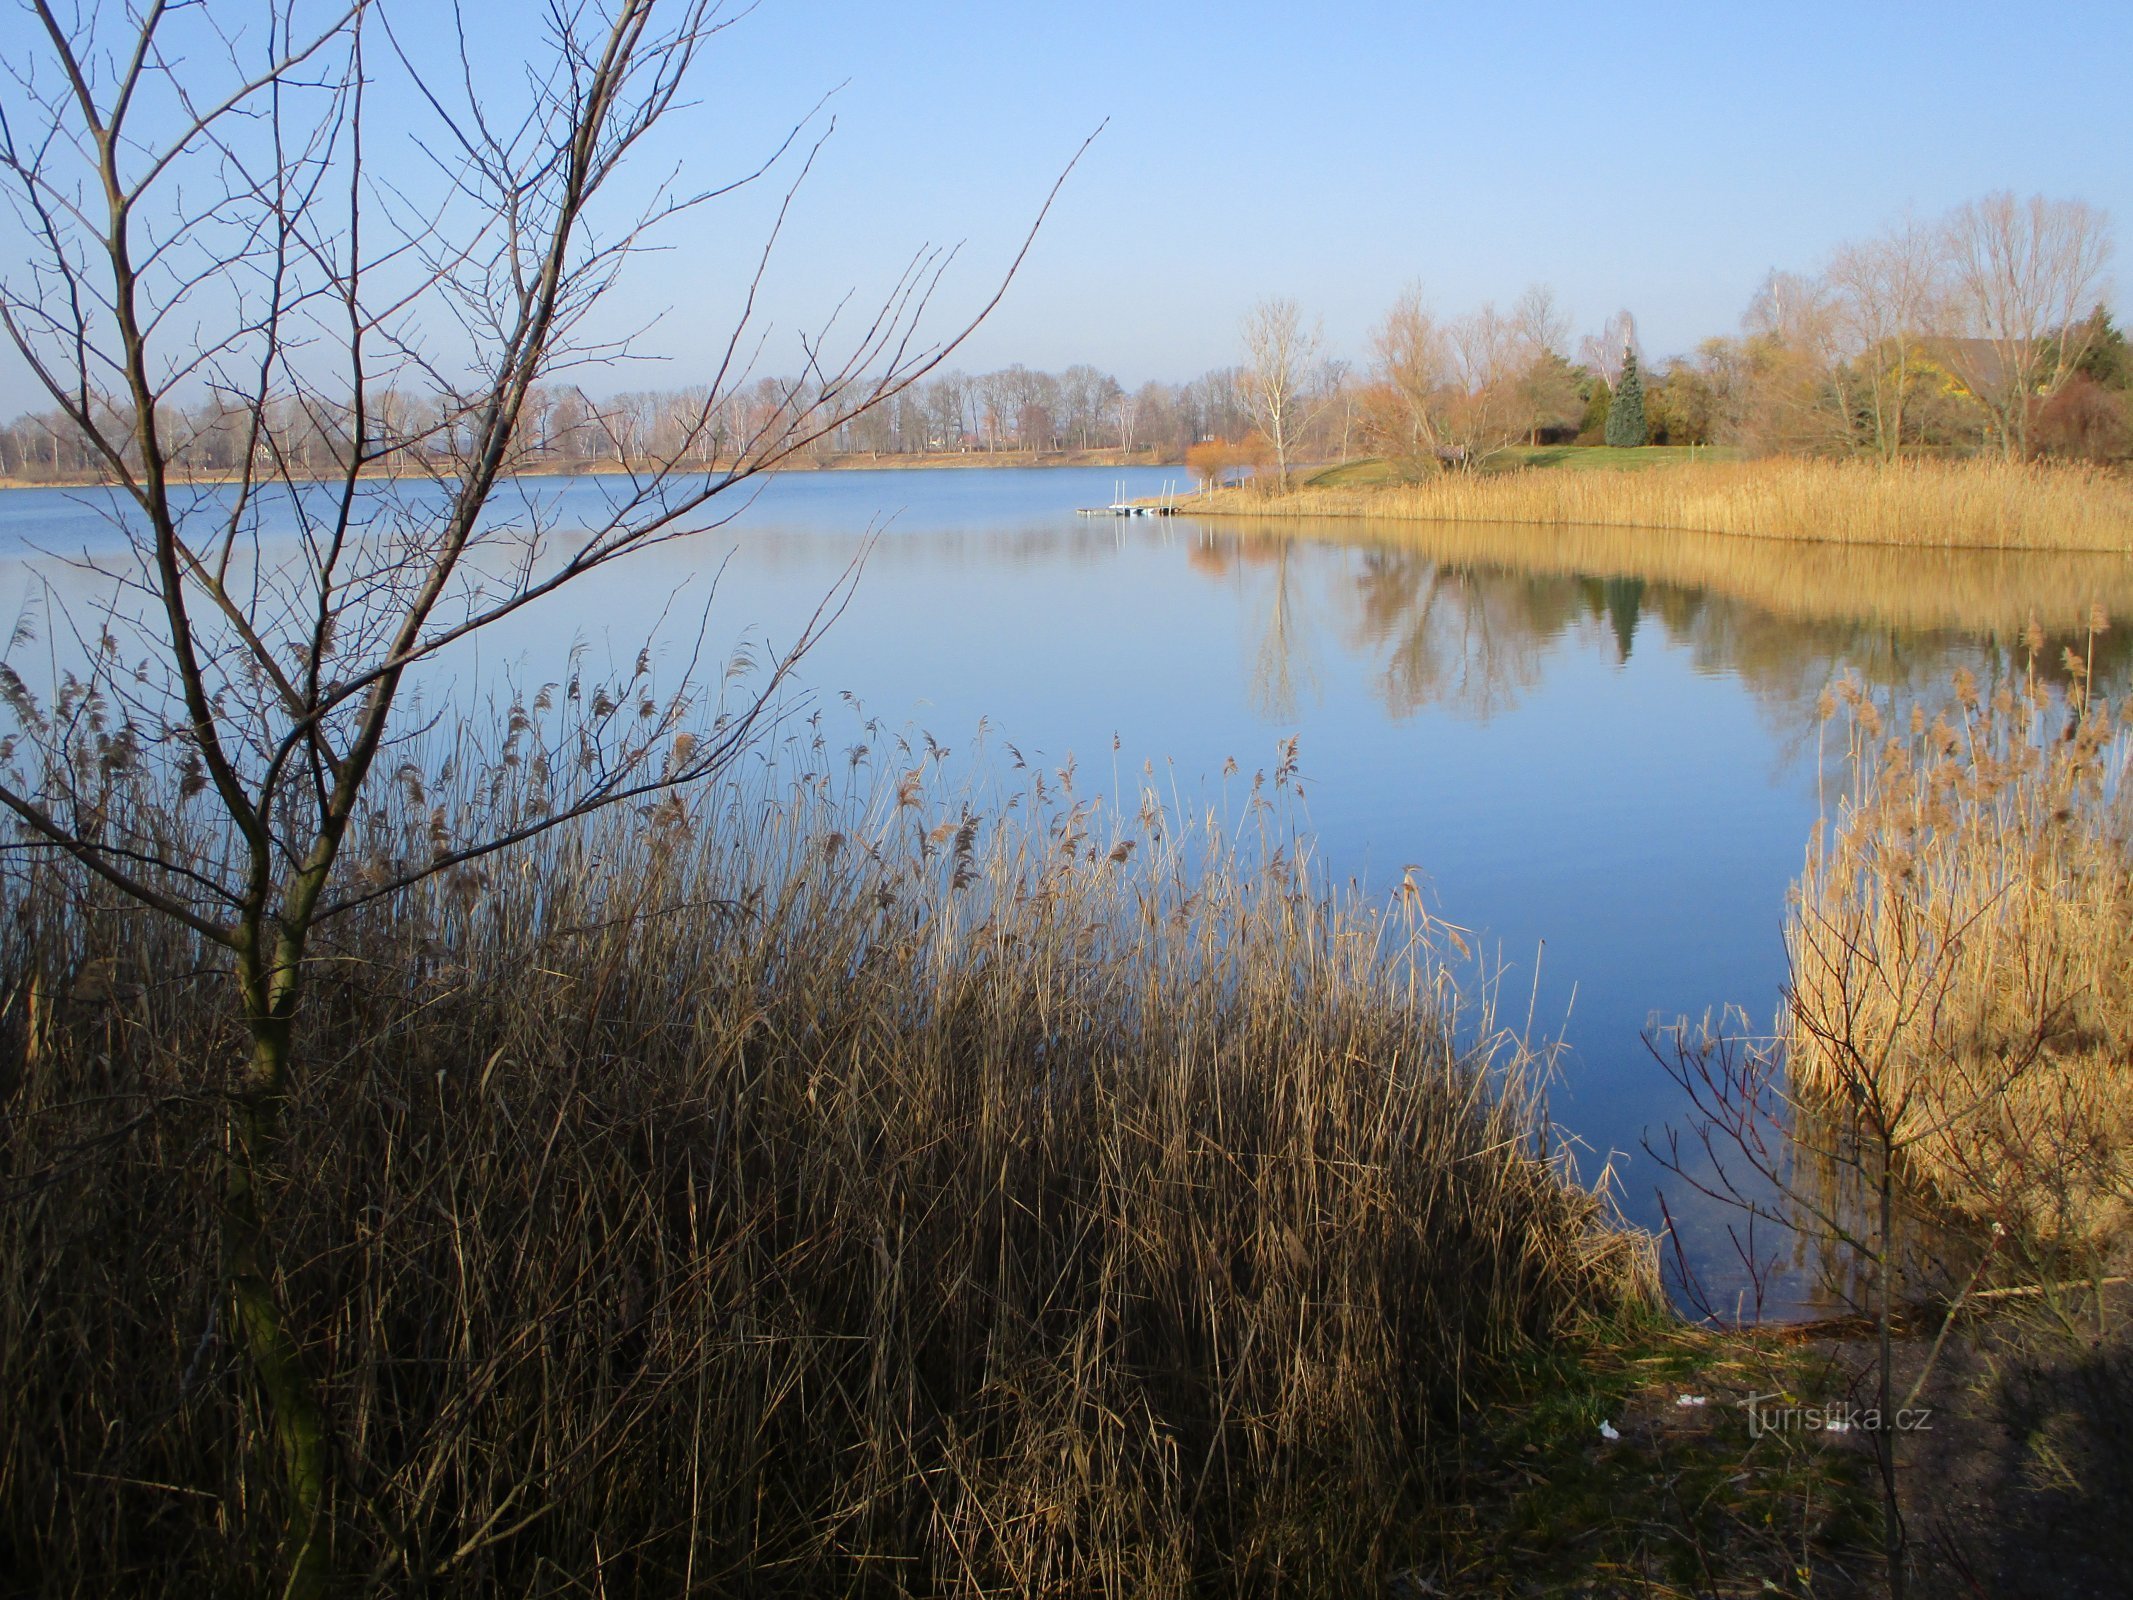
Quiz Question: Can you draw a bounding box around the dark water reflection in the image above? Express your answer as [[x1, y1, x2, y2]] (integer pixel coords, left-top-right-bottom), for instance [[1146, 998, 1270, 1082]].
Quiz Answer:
[[5, 468, 2128, 1310]]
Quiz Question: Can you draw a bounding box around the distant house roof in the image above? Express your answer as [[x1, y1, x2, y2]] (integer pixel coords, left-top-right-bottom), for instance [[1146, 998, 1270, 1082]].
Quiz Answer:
[[1917, 337, 2012, 393]]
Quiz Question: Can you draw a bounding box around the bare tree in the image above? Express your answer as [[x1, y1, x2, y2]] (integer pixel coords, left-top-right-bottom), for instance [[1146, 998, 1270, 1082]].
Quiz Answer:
[[1057, 362, 1118, 451], [1113, 380, 1144, 453], [1578, 308, 1642, 388], [1364, 287, 1552, 472], [1366, 285, 1453, 469], [1509, 283, 1578, 444], [1238, 296, 1326, 489], [1938, 192, 2114, 459], [1827, 215, 1945, 459], [0, 3, 1076, 1591], [1510, 283, 1570, 360], [1738, 269, 1860, 454], [1439, 304, 1530, 468]]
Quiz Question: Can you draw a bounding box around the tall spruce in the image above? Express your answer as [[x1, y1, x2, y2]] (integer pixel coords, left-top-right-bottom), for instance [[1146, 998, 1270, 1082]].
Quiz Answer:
[[1605, 348, 1647, 447]]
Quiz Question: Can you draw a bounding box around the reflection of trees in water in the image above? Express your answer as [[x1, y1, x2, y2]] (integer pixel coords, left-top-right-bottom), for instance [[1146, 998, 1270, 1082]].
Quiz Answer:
[[1250, 543, 1324, 721], [1599, 577, 1645, 663], [1199, 539, 1326, 722], [1347, 551, 1575, 720], [1663, 604, 2130, 764], [1181, 526, 2133, 733]]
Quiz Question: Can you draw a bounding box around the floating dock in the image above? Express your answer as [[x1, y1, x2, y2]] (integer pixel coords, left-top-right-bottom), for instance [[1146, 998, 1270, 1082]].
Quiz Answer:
[[1078, 478, 1186, 516]]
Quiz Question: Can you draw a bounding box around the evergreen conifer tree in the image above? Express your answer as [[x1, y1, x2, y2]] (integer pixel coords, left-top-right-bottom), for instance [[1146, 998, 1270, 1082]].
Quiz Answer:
[[1605, 348, 1647, 447]]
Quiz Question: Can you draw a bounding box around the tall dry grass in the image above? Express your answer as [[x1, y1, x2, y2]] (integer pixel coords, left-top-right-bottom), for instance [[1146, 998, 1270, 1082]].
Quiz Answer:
[[1193, 458, 2133, 553], [0, 724, 1653, 1596], [1784, 641, 2133, 1252]]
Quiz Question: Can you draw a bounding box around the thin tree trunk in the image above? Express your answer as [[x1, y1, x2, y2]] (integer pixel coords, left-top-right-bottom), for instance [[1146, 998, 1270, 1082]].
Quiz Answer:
[[226, 1007, 333, 1598], [1877, 1136, 1905, 1600]]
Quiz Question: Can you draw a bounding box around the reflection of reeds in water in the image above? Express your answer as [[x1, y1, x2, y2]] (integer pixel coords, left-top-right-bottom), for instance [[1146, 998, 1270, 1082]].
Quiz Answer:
[[0, 726, 1655, 1592], [1188, 514, 2133, 642], [1194, 458, 2133, 553], [1184, 517, 2133, 736], [1783, 658, 2133, 1253]]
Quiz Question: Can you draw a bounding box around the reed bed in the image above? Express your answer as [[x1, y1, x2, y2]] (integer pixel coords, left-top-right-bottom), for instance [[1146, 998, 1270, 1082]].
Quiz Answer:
[[1783, 648, 2133, 1251], [0, 725, 1654, 1596], [1194, 458, 2133, 553]]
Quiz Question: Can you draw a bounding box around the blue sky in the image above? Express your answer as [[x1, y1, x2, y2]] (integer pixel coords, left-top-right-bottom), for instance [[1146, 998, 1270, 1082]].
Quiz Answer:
[[3, 0, 2129, 405], [677, 0, 2132, 381]]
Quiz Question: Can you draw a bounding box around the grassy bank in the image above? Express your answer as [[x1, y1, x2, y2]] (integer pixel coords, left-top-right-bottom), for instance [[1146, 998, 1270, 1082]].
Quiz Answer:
[[0, 734, 1655, 1594], [1189, 457, 2133, 553]]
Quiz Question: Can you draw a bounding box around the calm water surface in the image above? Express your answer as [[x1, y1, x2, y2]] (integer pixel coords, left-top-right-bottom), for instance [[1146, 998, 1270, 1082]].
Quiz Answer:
[[7, 466, 2130, 1311]]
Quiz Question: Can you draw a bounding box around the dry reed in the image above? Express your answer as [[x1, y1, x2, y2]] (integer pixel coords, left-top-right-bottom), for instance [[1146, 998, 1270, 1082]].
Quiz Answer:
[[1193, 458, 2133, 553], [1784, 649, 2133, 1251], [0, 720, 1654, 1595]]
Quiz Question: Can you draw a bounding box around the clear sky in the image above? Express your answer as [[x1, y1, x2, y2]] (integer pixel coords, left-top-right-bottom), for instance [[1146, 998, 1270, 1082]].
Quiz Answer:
[[3, 0, 2130, 405], [671, 0, 2132, 383]]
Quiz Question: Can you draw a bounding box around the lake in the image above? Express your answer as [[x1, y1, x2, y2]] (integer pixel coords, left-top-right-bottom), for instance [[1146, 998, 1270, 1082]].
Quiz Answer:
[[6, 463, 2129, 1312]]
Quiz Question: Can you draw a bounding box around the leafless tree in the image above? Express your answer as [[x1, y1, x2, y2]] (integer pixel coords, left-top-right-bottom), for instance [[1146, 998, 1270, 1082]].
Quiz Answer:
[[0, 2, 1078, 1591], [1938, 192, 2114, 459], [1367, 285, 1453, 468], [1365, 286, 1556, 472], [1827, 215, 1945, 459], [1509, 283, 1578, 444], [1440, 304, 1529, 467], [1510, 283, 1570, 361], [1578, 308, 1642, 388], [1112, 381, 1144, 453], [1238, 295, 1327, 489], [1739, 269, 1860, 454]]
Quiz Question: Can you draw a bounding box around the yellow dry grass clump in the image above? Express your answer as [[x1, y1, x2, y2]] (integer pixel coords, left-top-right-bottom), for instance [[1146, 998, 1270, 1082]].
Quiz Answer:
[[0, 722, 1654, 1595], [1196, 457, 2133, 553], [1784, 634, 2133, 1250]]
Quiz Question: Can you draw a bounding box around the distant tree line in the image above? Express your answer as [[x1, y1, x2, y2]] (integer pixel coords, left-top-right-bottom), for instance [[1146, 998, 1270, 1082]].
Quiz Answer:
[[0, 364, 1262, 484], [4, 191, 2121, 487], [1653, 194, 2123, 463], [1330, 190, 2125, 478]]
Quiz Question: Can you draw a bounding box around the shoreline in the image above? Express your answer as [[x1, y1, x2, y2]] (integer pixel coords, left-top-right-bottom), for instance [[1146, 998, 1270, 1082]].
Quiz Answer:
[[1172, 456, 2133, 555]]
